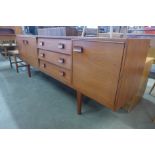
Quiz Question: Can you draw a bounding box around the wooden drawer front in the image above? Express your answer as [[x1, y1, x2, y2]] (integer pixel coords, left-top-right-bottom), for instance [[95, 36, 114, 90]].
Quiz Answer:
[[38, 49, 72, 70], [73, 40, 125, 108], [39, 60, 71, 84], [16, 36, 38, 67], [38, 38, 72, 55]]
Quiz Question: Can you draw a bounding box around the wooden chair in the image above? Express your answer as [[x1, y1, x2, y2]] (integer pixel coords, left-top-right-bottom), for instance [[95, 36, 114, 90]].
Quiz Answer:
[[8, 50, 31, 77]]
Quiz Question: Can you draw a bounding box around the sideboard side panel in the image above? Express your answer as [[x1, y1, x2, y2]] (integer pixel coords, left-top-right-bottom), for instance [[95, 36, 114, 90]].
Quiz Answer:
[[115, 39, 150, 110]]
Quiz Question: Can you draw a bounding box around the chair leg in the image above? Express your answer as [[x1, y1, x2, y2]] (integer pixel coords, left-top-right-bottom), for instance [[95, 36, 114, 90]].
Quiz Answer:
[[4, 47, 8, 58], [149, 82, 155, 95], [8, 55, 13, 68], [77, 91, 83, 114], [27, 64, 31, 78], [14, 55, 19, 73]]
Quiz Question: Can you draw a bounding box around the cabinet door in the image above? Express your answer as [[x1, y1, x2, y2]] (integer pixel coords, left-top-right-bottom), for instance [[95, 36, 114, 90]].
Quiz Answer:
[[16, 36, 27, 61], [73, 40, 125, 109], [24, 37, 38, 67], [16, 36, 38, 67]]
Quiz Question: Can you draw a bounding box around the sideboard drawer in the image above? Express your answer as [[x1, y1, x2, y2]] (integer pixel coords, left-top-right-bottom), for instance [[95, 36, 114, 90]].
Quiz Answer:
[[38, 49, 72, 70], [38, 38, 72, 55], [39, 60, 72, 84]]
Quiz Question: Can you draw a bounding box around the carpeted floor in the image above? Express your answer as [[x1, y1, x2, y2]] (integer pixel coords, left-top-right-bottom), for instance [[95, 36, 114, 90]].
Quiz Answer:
[[0, 55, 155, 129]]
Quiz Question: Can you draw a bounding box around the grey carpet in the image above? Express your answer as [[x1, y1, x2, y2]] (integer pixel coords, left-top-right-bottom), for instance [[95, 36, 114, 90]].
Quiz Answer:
[[0, 55, 155, 129]]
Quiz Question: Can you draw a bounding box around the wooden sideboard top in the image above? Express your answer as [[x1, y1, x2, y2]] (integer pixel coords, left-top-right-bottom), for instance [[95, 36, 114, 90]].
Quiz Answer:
[[16, 34, 150, 42], [16, 34, 37, 38], [17, 35, 76, 39], [0, 34, 15, 36], [0, 34, 16, 41]]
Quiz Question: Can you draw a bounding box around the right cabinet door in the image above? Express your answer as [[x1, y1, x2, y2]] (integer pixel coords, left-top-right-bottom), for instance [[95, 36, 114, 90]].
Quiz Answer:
[[73, 40, 125, 109]]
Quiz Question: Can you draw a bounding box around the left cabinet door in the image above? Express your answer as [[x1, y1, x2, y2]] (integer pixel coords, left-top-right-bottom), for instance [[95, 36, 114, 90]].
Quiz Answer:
[[16, 36, 27, 61], [16, 36, 38, 68]]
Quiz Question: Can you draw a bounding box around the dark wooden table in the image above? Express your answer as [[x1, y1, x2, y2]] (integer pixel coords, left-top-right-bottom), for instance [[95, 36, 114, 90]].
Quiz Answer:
[[0, 34, 16, 42], [0, 34, 16, 58], [0, 43, 16, 58]]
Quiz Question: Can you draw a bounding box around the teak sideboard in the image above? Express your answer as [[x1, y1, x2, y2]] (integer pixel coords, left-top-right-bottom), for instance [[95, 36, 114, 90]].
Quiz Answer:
[[16, 35, 150, 114]]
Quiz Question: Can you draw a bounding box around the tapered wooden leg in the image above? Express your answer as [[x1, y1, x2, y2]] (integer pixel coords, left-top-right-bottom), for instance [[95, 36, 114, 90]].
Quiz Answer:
[[152, 117, 155, 123], [77, 91, 82, 114], [27, 64, 31, 78], [149, 82, 155, 95]]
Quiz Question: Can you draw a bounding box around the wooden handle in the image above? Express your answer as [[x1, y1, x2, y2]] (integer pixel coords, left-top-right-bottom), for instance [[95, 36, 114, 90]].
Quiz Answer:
[[58, 58, 64, 64], [39, 42, 44, 46], [59, 71, 65, 76], [40, 53, 45, 57], [58, 43, 64, 49], [25, 40, 28, 44], [42, 63, 46, 68], [73, 46, 83, 53], [23, 40, 28, 45]]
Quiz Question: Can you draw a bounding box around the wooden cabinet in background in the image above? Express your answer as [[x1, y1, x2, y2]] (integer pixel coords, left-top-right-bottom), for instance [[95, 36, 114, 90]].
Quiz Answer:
[[0, 26, 22, 34]]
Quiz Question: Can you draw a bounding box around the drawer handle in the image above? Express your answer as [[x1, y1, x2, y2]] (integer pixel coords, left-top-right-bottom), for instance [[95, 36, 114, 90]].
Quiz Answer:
[[39, 42, 44, 46], [59, 71, 65, 76], [25, 40, 28, 44], [23, 40, 28, 45], [73, 46, 83, 53], [58, 43, 64, 49], [58, 58, 65, 64], [40, 53, 45, 57], [42, 63, 46, 68]]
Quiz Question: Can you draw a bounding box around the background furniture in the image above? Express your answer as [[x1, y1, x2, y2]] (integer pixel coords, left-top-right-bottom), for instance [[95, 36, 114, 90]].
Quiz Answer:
[[0, 26, 22, 34], [0, 27, 16, 58], [8, 50, 31, 77], [0, 40, 16, 58], [23, 26, 38, 35], [16, 35, 150, 114], [81, 27, 98, 37], [37, 27, 78, 36], [0, 27, 31, 76]]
